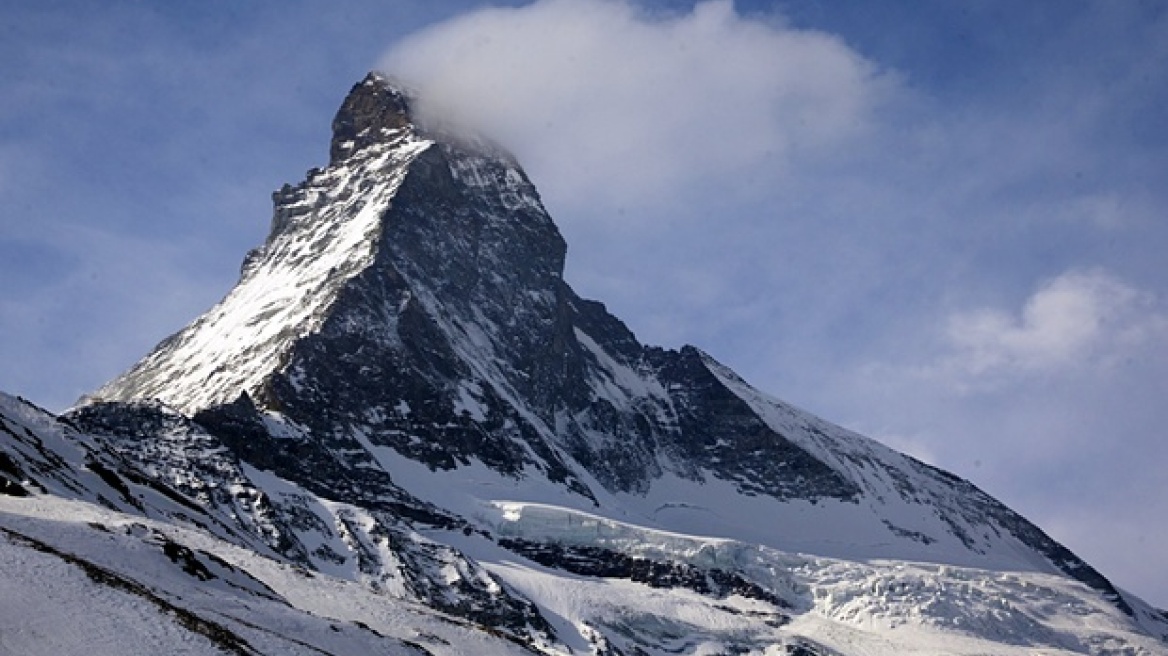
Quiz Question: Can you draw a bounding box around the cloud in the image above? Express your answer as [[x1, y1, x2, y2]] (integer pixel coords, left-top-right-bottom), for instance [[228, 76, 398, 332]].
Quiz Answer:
[[822, 267, 1168, 607], [379, 0, 894, 213], [936, 269, 1167, 388]]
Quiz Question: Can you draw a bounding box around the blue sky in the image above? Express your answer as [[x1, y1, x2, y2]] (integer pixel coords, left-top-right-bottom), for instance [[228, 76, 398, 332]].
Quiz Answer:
[[2, 1, 1166, 608]]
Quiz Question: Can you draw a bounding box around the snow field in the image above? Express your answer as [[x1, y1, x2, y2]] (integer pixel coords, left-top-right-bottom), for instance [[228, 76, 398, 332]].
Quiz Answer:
[[0, 496, 542, 656], [0, 529, 229, 656]]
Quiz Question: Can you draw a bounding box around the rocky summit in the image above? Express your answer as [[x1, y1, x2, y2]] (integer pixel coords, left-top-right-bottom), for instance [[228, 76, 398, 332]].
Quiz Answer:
[[2, 73, 1166, 655]]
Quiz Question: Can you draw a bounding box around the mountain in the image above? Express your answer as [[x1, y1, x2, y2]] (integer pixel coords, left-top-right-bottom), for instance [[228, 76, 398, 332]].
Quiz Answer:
[[3, 72, 1166, 655]]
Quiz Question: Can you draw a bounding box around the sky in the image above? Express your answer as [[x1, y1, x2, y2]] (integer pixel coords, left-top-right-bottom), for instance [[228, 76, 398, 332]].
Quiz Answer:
[[2, 0, 1166, 609]]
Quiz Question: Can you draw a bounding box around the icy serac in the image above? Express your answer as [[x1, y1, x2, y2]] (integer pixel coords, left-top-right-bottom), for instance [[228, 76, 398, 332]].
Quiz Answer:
[[11, 71, 1155, 654]]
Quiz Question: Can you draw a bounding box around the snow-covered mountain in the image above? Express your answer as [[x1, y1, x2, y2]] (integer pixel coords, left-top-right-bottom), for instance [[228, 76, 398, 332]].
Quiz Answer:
[[3, 72, 1166, 655]]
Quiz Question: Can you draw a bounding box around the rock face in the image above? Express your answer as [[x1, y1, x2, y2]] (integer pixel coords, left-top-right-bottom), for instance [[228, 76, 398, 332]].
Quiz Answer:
[[4, 72, 1158, 654]]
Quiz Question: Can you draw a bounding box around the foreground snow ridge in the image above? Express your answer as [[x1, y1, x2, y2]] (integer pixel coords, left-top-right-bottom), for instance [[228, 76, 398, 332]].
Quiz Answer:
[[3, 490, 1163, 656]]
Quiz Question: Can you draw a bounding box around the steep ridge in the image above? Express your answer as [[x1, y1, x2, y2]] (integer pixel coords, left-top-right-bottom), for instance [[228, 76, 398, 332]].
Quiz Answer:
[[92, 79, 432, 413], [19, 71, 1157, 653]]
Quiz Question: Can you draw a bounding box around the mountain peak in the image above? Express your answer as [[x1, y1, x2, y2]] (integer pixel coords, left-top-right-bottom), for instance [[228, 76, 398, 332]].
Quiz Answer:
[[85, 73, 1145, 629], [329, 72, 416, 164]]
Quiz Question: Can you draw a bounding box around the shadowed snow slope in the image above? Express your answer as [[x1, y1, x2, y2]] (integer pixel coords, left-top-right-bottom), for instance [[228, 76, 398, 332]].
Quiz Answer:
[[1, 74, 1164, 655]]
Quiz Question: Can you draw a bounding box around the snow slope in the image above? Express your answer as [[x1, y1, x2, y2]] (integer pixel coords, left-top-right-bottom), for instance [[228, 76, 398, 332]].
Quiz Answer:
[[0, 496, 546, 656], [3, 491, 1165, 656]]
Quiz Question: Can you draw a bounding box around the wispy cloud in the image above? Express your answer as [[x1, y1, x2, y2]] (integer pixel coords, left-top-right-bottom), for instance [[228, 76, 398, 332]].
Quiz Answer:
[[380, 0, 895, 213], [937, 269, 1167, 387]]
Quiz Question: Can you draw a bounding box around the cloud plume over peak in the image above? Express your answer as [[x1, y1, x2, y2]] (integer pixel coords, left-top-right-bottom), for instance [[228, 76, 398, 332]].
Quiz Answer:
[[379, 0, 892, 212]]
